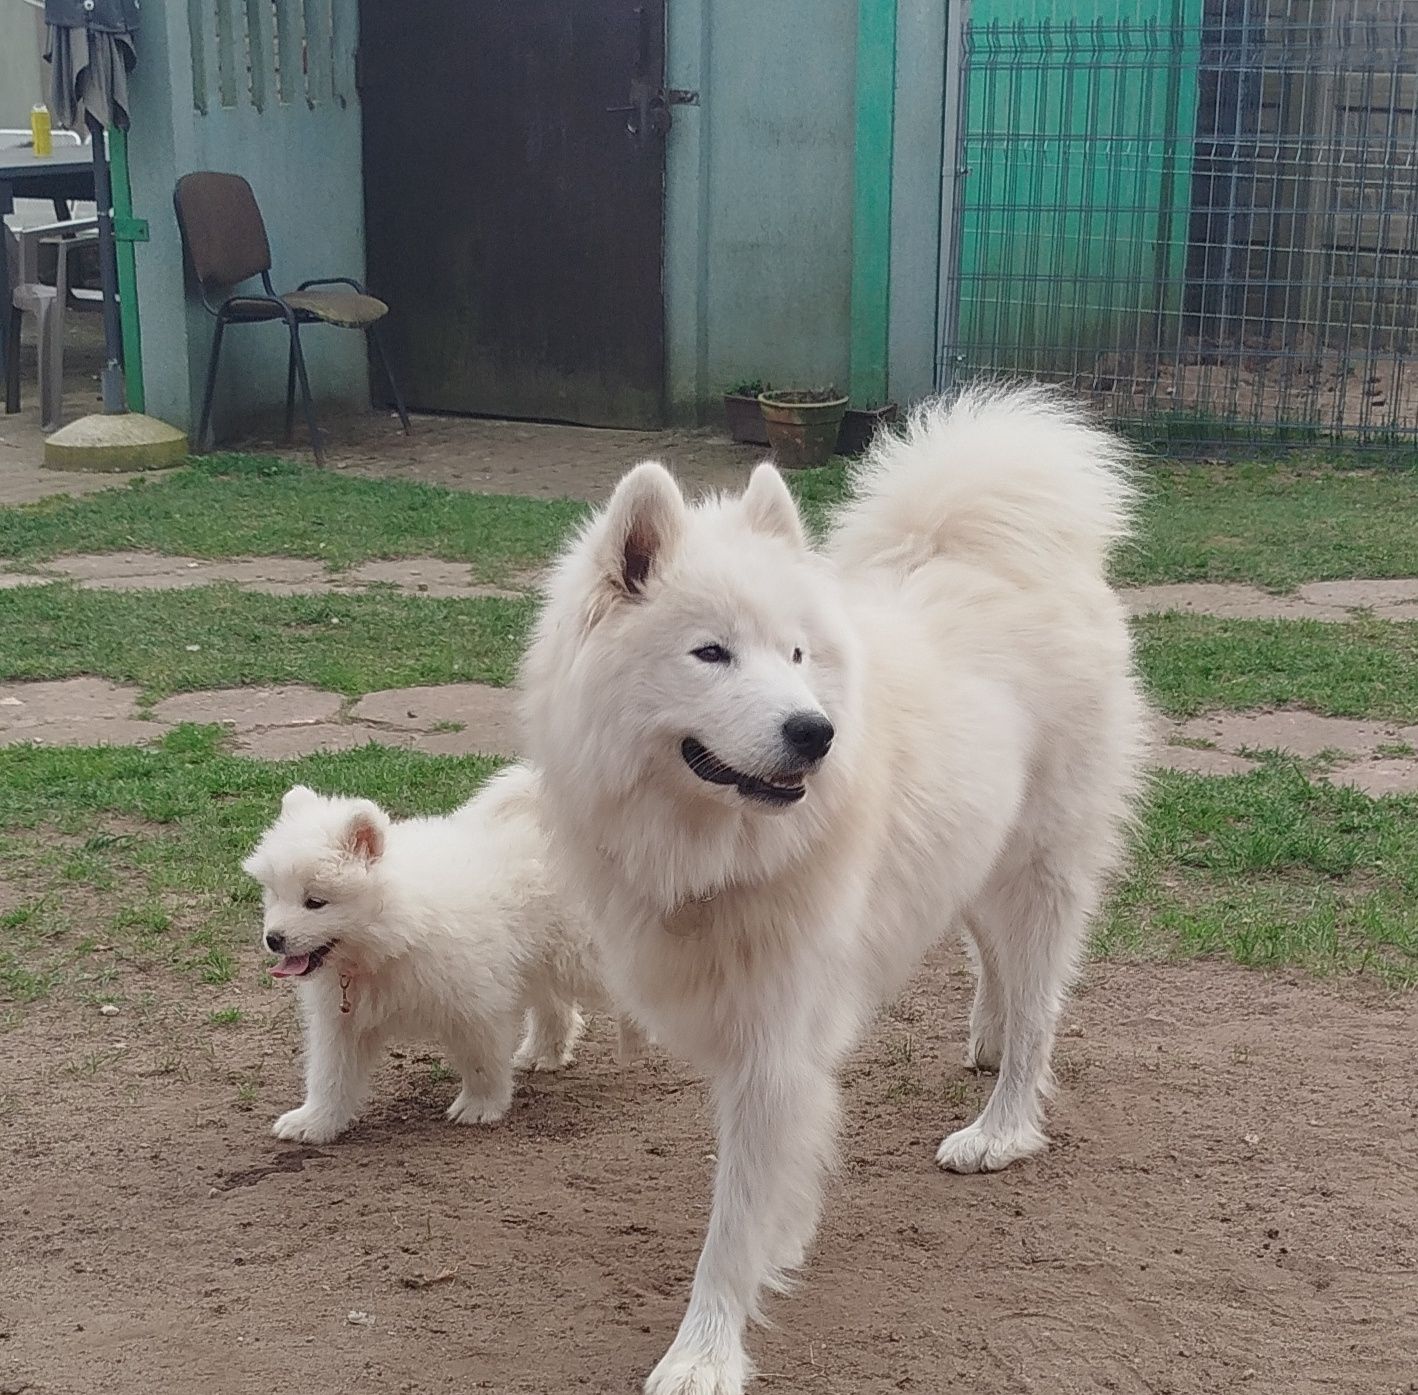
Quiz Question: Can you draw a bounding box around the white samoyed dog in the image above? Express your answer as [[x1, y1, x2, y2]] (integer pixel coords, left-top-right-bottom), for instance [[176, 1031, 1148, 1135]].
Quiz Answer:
[[521, 386, 1149, 1393], [243, 763, 633, 1144]]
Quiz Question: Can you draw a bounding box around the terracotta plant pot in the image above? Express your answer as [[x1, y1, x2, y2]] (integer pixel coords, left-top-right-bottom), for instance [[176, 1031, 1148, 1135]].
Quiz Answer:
[[757, 389, 849, 470], [836, 402, 899, 456], [723, 392, 769, 446]]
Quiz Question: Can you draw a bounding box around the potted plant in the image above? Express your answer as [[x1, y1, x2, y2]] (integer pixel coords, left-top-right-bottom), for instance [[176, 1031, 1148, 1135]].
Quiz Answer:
[[837, 401, 899, 456], [757, 387, 849, 470], [723, 379, 770, 446]]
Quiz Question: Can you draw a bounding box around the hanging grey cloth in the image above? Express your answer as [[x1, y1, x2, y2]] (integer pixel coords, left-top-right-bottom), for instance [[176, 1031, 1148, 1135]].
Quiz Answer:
[[44, 0, 141, 133]]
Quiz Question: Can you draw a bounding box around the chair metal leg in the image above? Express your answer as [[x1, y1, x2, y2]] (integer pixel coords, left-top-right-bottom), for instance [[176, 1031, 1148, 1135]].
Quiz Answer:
[[287, 319, 325, 465], [367, 324, 411, 434], [196, 316, 228, 452], [4, 310, 20, 415], [284, 335, 297, 442], [36, 297, 61, 432]]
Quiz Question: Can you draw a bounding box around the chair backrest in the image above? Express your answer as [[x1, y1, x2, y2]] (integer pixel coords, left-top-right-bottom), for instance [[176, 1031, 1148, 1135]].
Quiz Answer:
[[174, 171, 272, 288]]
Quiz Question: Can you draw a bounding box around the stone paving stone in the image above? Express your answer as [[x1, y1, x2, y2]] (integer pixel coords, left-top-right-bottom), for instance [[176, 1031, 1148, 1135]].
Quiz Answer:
[[232, 723, 405, 759], [351, 682, 517, 740], [0, 677, 141, 730], [152, 685, 343, 731], [1176, 711, 1417, 760], [1326, 759, 1418, 796], [1154, 746, 1259, 776], [1122, 583, 1350, 621]]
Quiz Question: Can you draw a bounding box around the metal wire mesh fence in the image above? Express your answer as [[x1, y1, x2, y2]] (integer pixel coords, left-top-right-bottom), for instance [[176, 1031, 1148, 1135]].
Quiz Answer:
[[940, 2, 1418, 448]]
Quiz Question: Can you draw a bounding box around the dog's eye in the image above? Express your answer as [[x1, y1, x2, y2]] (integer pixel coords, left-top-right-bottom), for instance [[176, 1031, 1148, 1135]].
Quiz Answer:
[[792, 647, 804, 664], [691, 644, 732, 664], [304, 896, 328, 911]]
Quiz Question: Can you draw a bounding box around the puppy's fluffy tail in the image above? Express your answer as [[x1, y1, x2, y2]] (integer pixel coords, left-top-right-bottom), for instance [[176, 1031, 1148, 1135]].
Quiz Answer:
[[828, 383, 1136, 583]]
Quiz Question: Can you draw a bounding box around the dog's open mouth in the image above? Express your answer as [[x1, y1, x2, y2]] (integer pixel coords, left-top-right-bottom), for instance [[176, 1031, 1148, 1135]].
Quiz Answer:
[[270, 941, 337, 978], [681, 737, 807, 806]]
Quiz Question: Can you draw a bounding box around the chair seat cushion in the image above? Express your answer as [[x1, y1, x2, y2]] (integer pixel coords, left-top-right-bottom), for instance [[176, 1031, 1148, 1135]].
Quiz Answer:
[[282, 289, 389, 327], [222, 297, 288, 322]]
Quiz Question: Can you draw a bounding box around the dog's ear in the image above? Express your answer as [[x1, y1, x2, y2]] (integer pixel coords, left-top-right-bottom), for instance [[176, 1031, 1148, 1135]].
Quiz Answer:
[[341, 802, 389, 864], [281, 784, 318, 814], [741, 463, 806, 549], [597, 461, 686, 599]]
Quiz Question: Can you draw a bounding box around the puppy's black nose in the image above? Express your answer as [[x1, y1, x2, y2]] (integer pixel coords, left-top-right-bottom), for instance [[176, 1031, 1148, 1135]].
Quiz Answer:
[[782, 711, 835, 762], [265, 931, 286, 954]]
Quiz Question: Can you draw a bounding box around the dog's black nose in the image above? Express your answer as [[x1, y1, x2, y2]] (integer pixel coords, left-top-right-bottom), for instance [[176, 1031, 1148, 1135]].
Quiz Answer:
[[265, 931, 286, 954], [782, 712, 835, 762]]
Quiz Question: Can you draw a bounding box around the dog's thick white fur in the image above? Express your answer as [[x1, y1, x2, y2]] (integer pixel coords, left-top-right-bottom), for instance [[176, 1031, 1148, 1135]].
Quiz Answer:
[[242, 764, 628, 1144], [521, 386, 1149, 1394]]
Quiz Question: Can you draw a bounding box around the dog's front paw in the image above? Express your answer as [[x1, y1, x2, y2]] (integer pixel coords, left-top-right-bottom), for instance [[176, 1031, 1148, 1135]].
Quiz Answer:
[[936, 1118, 1046, 1173], [446, 1088, 510, 1126], [272, 1105, 347, 1144], [644, 1341, 747, 1395]]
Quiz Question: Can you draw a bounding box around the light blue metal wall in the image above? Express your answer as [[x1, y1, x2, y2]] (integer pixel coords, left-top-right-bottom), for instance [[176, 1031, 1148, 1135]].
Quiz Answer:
[[127, 0, 367, 440], [665, 0, 950, 421]]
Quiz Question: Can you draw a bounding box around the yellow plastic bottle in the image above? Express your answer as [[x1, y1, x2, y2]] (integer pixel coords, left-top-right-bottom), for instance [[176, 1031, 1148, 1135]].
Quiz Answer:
[[31, 103, 52, 158]]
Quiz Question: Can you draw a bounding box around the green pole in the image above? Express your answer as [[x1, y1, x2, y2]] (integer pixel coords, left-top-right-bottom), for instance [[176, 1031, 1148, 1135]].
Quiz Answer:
[[107, 126, 148, 414], [849, 0, 898, 406]]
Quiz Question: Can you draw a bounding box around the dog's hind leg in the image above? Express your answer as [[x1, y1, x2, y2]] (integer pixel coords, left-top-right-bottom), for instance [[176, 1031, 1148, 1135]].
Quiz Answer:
[[446, 1014, 519, 1125], [645, 1052, 839, 1395], [615, 1016, 648, 1067], [937, 859, 1092, 1174], [960, 914, 1006, 1073], [513, 991, 585, 1072]]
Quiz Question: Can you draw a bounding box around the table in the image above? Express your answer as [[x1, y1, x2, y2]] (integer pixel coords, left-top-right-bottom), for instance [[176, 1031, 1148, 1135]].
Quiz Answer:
[[1, 144, 96, 408]]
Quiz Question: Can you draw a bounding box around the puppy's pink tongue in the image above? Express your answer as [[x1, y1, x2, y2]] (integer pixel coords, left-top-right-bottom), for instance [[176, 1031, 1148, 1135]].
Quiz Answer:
[[270, 954, 310, 978]]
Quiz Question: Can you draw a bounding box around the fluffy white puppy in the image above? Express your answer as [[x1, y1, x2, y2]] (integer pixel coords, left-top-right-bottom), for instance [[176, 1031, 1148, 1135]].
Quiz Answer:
[[243, 763, 631, 1143]]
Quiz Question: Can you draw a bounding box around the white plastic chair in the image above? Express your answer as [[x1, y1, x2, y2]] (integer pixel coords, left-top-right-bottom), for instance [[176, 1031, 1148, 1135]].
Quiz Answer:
[[3, 216, 99, 429], [4, 222, 60, 427]]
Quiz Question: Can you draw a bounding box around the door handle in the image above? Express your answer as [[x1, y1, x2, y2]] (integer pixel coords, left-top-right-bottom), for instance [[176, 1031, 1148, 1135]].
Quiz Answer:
[[607, 78, 664, 140]]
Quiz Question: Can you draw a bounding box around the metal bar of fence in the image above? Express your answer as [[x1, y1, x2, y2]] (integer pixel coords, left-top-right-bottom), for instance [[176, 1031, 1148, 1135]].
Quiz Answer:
[[938, 8, 1418, 449]]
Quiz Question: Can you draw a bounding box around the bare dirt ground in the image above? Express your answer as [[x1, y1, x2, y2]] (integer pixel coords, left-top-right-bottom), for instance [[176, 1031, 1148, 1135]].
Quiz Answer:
[[2, 948, 1415, 1395]]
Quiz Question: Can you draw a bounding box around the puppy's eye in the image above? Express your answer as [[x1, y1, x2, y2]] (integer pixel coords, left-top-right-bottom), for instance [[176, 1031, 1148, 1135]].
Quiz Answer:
[[304, 897, 328, 911], [792, 647, 804, 664], [691, 644, 732, 664]]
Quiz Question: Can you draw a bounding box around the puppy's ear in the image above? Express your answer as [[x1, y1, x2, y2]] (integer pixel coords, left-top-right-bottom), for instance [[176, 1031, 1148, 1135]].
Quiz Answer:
[[741, 463, 806, 549], [281, 784, 319, 814], [596, 461, 686, 600], [341, 802, 389, 864]]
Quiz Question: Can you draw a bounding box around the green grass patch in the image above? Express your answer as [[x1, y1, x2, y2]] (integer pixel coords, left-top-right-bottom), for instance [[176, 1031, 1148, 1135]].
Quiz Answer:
[[1119, 459, 1418, 590], [1099, 761, 1418, 983], [0, 583, 533, 697], [0, 454, 586, 579], [1138, 614, 1418, 720]]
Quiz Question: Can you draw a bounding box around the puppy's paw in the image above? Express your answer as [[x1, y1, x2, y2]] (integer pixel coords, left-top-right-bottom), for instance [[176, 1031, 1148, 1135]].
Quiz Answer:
[[272, 1105, 347, 1144], [512, 1040, 575, 1073], [644, 1343, 747, 1395], [447, 1088, 510, 1126], [936, 1118, 1046, 1174], [616, 1019, 648, 1067]]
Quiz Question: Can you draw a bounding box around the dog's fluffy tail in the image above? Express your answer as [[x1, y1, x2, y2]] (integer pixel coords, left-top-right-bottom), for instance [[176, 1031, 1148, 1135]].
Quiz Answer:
[[828, 383, 1136, 583]]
